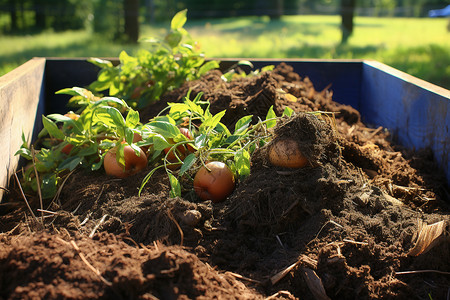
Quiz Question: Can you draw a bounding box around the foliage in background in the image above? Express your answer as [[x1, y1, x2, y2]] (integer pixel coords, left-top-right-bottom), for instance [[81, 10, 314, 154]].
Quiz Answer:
[[0, 0, 92, 32], [0, 15, 449, 90], [0, 0, 449, 34], [92, 0, 122, 40]]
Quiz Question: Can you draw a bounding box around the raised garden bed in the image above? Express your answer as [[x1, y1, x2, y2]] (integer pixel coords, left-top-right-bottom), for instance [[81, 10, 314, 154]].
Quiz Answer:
[[0, 58, 449, 299]]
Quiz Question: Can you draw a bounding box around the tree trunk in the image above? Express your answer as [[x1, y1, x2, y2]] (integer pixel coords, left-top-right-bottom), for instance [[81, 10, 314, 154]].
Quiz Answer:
[[8, 0, 18, 31], [124, 0, 139, 43], [18, 0, 25, 29], [33, 0, 46, 29], [272, 0, 284, 20], [341, 0, 356, 44]]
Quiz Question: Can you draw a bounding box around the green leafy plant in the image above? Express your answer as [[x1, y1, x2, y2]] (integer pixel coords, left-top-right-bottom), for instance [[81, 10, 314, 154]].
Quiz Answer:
[[87, 9, 220, 109], [137, 91, 293, 200], [15, 87, 148, 199], [15, 82, 299, 202]]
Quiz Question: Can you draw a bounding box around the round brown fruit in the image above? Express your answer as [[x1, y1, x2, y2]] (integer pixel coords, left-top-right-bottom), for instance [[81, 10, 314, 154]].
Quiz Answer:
[[193, 161, 235, 203], [268, 139, 308, 168], [104, 145, 147, 178]]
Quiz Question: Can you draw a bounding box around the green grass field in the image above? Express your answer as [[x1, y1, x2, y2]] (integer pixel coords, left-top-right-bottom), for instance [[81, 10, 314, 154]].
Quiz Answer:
[[1, 15, 449, 89]]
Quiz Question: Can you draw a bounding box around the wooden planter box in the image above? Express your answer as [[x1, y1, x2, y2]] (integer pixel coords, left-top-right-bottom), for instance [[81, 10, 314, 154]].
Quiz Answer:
[[1, 57, 449, 200]]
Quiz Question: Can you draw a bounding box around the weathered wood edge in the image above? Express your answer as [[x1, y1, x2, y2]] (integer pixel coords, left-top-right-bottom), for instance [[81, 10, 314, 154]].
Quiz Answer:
[[0, 57, 46, 201]]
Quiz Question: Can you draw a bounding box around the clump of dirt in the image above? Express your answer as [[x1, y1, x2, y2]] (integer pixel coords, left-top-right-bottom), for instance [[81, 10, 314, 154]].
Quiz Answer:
[[1, 63, 449, 299]]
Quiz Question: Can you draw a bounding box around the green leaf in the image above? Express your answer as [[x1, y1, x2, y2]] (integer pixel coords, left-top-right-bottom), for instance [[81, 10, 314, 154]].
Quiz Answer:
[[168, 103, 190, 115], [47, 113, 71, 122], [99, 140, 117, 150], [21, 131, 28, 145], [97, 69, 113, 82], [282, 106, 294, 117], [149, 134, 172, 151], [235, 149, 251, 178], [35, 148, 58, 172], [224, 135, 240, 146], [215, 122, 231, 136], [265, 106, 277, 129], [59, 155, 83, 171], [146, 121, 180, 138], [116, 143, 126, 168], [55, 86, 90, 97], [125, 109, 140, 128], [221, 70, 235, 83], [237, 60, 254, 68], [185, 97, 205, 115], [129, 143, 142, 156], [194, 134, 208, 149], [179, 153, 197, 176], [77, 143, 98, 157], [91, 155, 104, 171], [41, 173, 58, 199], [89, 79, 111, 92], [234, 115, 253, 135], [42, 115, 65, 140], [168, 173, 181, 198], [15, 148, 32, 160], [139, 165, 164, 196], [110, 79, 120, 96], [202, 110, 226, 132], [165, 30, 183, 48], [124, 128, 135, 145], [171, 9, 187, 30], [119, 50, 134, 65], [198, 60, 220, 76], [93, 97, 128, 109], [88, 57, 114, 68], [47, 113, 83, 134], [261, 65, 275, 72], [94, 106, 126, 129]]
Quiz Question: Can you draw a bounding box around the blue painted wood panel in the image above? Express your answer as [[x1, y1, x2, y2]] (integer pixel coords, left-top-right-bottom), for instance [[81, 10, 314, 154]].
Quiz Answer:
[[361, 61, 449, 186]]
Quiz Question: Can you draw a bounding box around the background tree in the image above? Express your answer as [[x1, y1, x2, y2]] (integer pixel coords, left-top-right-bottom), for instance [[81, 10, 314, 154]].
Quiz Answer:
[[124, 0, 140, 43], [341, 0, 356, 44], [32, 0, 45, 29], [7, 0, 18, 31]]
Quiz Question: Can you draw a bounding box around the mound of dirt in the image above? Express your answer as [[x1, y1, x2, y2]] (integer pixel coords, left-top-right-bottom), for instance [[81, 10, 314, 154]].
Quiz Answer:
[[1, 63, 449, 299], [0, 232, 266, 299]]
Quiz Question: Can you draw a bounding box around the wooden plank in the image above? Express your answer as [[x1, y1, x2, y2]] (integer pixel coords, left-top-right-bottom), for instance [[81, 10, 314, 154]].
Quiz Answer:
[[0, 57, 46, 200]]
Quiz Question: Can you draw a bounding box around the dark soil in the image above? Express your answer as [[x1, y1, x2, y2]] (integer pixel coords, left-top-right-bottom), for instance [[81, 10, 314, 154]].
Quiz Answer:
[[1, 63, 449, 300]]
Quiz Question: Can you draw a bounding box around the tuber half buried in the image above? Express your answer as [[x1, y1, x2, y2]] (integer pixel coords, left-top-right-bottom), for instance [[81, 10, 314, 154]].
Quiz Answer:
[[193, 161, 235, 203], [104, 145, 148, 178], [268, 139, 308, 168]]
